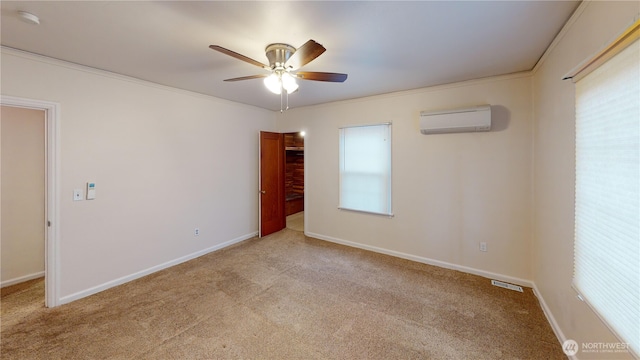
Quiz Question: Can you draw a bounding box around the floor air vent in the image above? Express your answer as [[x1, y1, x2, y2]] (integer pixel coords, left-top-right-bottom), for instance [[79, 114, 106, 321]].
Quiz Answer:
[[491, 280, 523, 292]]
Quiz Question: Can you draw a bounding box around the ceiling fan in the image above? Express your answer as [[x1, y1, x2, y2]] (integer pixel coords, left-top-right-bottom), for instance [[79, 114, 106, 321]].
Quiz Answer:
[[209, 40, 348, 97]]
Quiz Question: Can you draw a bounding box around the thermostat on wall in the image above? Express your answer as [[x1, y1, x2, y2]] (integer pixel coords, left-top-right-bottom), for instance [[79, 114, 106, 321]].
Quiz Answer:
[[86, 182, 96, 200]]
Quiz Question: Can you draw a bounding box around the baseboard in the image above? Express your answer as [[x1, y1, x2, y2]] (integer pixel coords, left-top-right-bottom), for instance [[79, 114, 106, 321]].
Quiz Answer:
[[1, 271, 45, 288], [59, 231, 258, 305], [305, 231, 534, 288], [532, 284, 573, 358]]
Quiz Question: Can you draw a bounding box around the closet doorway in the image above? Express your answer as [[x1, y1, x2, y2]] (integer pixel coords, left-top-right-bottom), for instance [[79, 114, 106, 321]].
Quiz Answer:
[[259, 131, 304, 236], [284, 132, 304, 232]]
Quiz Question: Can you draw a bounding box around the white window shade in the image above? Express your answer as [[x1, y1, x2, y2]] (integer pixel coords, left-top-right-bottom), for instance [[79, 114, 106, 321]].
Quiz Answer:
[[574, 38, 639, 356], [339, 123, 392, 216]]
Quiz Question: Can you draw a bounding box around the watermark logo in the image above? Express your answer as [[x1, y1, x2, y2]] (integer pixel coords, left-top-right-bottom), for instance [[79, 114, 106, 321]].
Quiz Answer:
[[563, 339, 579, 356], [563, 339, 630, 356]]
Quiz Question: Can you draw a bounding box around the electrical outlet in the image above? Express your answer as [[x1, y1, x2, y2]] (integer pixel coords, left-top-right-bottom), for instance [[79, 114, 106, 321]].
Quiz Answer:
[[194, 228, 200, 236], [479, 242, 487, 252]]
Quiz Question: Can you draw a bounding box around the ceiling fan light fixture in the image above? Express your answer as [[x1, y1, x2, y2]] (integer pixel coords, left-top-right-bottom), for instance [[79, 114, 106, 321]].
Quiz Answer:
[[264, 73, 282, 94], [281, 72, 299, 94]]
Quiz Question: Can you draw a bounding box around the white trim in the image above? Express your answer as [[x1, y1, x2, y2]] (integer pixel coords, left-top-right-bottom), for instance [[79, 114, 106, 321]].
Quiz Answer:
[[305, 231, 533, 288], [0, 271, 45, 288], [1, 95, 61, 308], [59, 231, 257, 305], [532, 284, 575, 359], [258, 131, 263, 237], [300, 71, 532, 112], [338, 122, 392, 130], [1, 46, 270, 114], [337, 207, 395, 218], [1, 46, 531, 115], [531, 1, 590, 75]]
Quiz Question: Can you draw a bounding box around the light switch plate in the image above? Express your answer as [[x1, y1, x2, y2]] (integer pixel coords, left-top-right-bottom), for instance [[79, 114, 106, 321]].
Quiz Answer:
[[73, 189, 83, 201]]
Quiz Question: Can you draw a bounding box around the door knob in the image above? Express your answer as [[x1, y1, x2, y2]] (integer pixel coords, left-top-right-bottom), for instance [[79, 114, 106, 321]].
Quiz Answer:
[[260, 190, 266, 194]]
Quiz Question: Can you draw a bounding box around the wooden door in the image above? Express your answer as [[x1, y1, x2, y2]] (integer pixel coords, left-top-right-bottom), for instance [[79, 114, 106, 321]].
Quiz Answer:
[[259, 131, 285, 237]]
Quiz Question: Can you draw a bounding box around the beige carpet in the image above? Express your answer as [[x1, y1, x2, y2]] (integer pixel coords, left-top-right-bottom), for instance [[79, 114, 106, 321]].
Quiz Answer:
[[1, 230, 564, 359], [286, 211, 304, 232]]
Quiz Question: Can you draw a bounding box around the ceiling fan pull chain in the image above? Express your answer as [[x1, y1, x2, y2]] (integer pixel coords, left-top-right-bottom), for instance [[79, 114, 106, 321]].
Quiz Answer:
[[280, 89, 284, 113]]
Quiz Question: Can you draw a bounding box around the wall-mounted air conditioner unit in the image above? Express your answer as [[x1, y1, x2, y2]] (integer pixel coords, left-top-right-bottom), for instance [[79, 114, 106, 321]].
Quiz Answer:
[[419, 105, 491, 134]]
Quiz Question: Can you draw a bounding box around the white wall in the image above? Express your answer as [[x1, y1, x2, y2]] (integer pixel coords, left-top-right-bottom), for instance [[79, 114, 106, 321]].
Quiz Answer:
[[532, 2, 639, 359], [278, 74, 534, 284], [1, 106, 46, 286], [1, 48, 276, 301], [2, 5, 636, 355]]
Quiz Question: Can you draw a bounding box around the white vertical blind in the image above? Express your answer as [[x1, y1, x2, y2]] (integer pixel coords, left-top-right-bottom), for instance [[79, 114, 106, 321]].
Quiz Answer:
[[574, 39, 639, 356], [339, 123, 392, 216]]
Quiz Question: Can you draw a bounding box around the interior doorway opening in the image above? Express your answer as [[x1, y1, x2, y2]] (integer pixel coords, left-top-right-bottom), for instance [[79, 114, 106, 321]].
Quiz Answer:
[[1, 106, 46, 309], [259, 130, 305, 237], [284, 132, 304, 232], [1, 96, 60, 308], [284, 132, 304, 225]]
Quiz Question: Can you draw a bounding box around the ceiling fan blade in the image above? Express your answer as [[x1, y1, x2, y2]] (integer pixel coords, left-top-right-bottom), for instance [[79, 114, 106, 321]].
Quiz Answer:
[[296, 72, 348, 82], [285, 40, 326, 70], [223, 74, 269, 82], [209, 45, 270, 70]]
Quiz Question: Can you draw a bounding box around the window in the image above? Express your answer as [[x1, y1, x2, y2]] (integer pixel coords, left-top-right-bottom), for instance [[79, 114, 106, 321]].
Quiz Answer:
[[339, 123, 392, 216], [567, 20, 639, 356]]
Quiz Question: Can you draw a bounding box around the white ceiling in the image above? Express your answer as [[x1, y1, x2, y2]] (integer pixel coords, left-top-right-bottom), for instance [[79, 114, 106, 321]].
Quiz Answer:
[[1, 1, 580, 111]]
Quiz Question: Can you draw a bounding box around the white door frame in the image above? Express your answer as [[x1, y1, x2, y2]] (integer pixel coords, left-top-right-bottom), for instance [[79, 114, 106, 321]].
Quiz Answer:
[[258, 131, 262, 238], [1, 95, 60, 307]]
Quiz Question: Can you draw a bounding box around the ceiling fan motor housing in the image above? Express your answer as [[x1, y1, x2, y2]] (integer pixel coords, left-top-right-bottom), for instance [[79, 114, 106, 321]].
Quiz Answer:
[[265, 43, 296, 70]]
